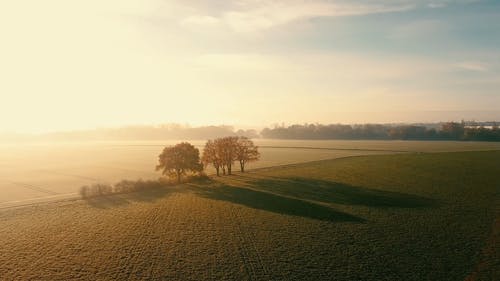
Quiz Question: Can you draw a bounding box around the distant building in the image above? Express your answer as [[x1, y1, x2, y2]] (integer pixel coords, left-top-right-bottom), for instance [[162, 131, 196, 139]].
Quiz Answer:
[[464, 125, 495, 130]]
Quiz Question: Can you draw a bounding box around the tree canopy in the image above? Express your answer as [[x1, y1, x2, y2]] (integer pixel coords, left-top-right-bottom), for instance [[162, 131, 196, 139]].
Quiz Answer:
[[235, 137, 260, 172], [201, 139, 222, 176], [156, 142, 203, 183], [202, 136, 260, 175]]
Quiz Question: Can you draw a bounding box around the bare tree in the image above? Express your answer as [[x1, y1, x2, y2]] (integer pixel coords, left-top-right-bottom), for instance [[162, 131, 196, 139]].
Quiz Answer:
[[156, 142, 203, 183], [235, 136, 260, 172]]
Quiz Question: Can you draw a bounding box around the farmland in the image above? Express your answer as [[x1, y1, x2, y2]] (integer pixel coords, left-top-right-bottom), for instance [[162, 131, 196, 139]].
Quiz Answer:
[[1, 139, 500, 208], [0, 150, 498, 280]]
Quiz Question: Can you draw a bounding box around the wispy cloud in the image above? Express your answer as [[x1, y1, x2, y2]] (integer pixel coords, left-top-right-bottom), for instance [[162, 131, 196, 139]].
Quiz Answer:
[[389, 19, 451, 41], [178, 0, 481, 33], [453, 61, 488, 72], [181, 15, 220, 27], [181, 0, 419, 32]]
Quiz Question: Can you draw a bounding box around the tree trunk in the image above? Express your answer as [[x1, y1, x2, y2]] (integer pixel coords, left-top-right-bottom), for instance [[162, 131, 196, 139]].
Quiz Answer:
[[240, 160, 245, 172], [215, 166, 220, 176], [222, 166, 226, 175], [227, 163, 232, 175]]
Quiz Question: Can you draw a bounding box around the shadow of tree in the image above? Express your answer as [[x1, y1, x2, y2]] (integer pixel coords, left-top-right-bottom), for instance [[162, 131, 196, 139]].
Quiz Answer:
[[236, 176, 437, 208], [194, 184, 364, 223]]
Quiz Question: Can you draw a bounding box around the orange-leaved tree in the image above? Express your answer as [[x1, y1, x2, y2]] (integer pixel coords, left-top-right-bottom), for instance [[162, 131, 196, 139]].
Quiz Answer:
[[156, 142, 203, 183], [203, 136, 260, 175], [235, 136, 260, 172], [217, 136, 239, 175], [201, 139, 222, 176]]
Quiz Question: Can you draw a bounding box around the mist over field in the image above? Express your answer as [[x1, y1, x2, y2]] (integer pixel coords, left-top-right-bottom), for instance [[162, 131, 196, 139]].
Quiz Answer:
[[2, 138, 499, 207], [1, 0, 499, 280]]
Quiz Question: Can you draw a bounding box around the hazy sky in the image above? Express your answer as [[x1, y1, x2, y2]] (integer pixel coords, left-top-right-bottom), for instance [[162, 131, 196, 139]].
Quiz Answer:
[[1, 0, 499, 133]]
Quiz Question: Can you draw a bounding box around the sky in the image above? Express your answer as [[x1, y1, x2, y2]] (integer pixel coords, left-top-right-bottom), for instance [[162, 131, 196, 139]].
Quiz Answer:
[[1, 0, 499, 133]]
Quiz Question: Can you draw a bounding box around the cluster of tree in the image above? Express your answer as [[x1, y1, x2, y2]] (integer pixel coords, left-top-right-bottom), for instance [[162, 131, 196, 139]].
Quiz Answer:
[[461, 126, 500, 141], [202, 136, 260, 176], [262, 124, 389, 140], [261, 122, 500, 141], [156, 137, 260, 182]]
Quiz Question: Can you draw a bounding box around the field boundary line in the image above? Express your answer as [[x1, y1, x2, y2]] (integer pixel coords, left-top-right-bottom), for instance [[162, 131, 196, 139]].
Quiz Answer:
[[243, 150, 500, 174], [259, 145, 411, 153], [243, 153, 408, 174], [33, 170, 102, 181], [6, 180, 59, 195], [0, 193, 80, 210]]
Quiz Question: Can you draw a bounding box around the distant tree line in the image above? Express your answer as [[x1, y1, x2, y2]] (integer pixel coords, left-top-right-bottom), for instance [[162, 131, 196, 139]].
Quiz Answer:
[[261, 122, 500, 141], [9, 124, 259, 142]]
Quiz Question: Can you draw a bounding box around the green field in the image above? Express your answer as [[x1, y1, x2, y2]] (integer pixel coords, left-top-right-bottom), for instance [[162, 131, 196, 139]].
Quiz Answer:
[[0, 151, 498, 280], [2, 140, 500, 208]]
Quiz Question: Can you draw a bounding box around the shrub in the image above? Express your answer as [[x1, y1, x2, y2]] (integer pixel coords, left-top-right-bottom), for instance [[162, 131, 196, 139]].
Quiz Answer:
[[186, 173, 212, 183], [79, 185, 90, 198], [114, 179, 163, 193], [79, 175, 211, 199], [79, 183, 113, 198]]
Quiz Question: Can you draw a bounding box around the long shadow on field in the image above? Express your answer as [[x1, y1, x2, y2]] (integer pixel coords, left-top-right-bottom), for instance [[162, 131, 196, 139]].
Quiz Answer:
[[235, 176, 436, 209], [194, 184, 364, 223]]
